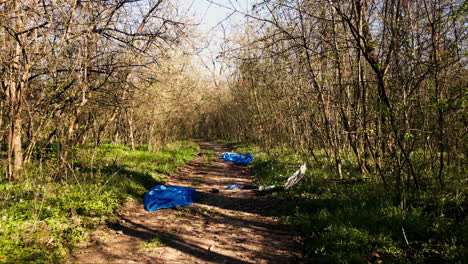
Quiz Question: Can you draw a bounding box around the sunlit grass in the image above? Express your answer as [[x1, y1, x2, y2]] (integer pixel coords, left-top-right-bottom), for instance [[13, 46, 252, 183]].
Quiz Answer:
[[141, 233, 175, 249], [0, 141, 199, 263], [229, 141, 468, 263]]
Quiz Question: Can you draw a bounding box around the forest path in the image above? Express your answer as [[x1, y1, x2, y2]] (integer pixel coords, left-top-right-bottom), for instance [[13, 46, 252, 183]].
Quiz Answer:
[[71, 142, 303, 264]]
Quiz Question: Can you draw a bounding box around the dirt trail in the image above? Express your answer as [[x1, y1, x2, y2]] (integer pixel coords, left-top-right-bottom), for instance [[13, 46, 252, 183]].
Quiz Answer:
[[71, 142, 303, 264]]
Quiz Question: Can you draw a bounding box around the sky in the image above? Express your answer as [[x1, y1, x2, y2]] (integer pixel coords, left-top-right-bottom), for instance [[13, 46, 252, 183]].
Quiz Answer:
[[180, 0, 255, 74]]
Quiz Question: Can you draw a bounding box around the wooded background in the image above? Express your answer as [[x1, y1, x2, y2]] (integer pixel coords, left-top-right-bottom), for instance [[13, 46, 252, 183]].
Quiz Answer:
[[1, 0, 466, 201], [0, 0, 210, 180], [198, 0, 467, 195], [0, 1, 466, 262]]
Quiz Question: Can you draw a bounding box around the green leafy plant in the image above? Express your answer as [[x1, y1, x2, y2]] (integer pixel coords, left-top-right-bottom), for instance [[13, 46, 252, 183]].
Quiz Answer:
[[229, 142, 467, 263]]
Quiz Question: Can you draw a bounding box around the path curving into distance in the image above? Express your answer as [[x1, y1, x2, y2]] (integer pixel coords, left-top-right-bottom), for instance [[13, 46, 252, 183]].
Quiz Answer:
[[71, 142, 303, 264]]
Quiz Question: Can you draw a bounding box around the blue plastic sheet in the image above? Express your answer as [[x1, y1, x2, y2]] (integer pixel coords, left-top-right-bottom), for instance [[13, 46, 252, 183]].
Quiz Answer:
[[220, 152, 254, 165], [144, 185, 196, 212]]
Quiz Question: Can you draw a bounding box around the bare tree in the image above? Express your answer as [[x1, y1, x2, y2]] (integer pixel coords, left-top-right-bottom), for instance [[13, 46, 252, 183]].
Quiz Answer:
[[0, 0, 188, 180]]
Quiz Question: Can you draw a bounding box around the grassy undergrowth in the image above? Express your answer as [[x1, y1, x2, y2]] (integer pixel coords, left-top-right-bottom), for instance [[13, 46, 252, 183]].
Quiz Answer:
[[227, 141, 467, 263], [0, 141, 199, 263]]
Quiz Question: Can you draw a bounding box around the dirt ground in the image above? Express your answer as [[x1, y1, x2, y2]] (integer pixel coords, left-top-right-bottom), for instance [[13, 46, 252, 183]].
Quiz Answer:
[[70, 142, 304, 264]]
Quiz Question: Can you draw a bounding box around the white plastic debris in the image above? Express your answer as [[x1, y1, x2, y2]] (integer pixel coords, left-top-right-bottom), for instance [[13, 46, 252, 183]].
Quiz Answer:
[[258, 185, 276, 191], [283, 164, 307, 190], [258, 163, 308, 192]]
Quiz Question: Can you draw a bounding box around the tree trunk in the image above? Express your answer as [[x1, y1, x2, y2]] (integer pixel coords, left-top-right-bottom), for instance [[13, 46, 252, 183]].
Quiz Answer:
[[6, 38, 24, 180]]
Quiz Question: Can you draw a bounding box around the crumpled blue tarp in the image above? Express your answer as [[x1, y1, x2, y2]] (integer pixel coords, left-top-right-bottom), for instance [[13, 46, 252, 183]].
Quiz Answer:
[[220, 152, 254, 165], [144, 185, 196, 212]]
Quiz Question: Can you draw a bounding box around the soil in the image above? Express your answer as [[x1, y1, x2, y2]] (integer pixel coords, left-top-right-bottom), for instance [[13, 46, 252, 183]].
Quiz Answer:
[[70, 142, 304, 264]]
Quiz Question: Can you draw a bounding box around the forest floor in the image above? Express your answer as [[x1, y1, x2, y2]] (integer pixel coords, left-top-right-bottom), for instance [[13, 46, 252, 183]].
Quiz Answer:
[[70, 142, 303, 264]]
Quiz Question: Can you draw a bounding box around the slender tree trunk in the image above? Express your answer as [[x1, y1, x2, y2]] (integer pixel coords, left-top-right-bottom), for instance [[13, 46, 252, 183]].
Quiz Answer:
[[7, 39, 24, 180], [127, 109, 136, 150]]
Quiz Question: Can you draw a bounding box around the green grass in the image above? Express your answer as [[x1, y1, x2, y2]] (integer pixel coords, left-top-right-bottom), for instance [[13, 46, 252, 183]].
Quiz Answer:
[[199, 149, 218, 165], [228, 141, 467, 264], [191, 179, 203, 186], [0, 141, 199, 263], [141, 233, 175, 249]]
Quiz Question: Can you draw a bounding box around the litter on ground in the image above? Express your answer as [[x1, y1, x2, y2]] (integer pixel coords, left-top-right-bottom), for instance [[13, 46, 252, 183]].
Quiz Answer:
[[144, 185, 197, 212], [144, 159, 304, 211], [284, 164, 307, 189], [220, 152, 254, 165], [226, 164, 307, 192], [226, 183, 258, 190]]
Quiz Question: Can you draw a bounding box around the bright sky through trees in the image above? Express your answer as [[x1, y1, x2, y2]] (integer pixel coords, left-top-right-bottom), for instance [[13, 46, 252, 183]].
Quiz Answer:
[[182, 0, 254, 74]]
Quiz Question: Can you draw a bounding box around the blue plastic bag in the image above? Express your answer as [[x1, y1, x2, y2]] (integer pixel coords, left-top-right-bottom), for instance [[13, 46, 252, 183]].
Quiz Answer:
[[220, 152, 254, 165], [226, 183, 258, 190], [226, 183, 245, 190], [144, 185, 197, 212]]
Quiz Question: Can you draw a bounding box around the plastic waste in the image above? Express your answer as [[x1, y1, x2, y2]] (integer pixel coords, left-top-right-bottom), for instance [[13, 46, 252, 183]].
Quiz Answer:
[[226, 183, 258, 190], [258, 185, 277, 191], [220, 152, 254, 165], [258, 164, 307, 192], [284, 164, 307, 189], [226, 183, 245, 190], [144, 185, 196, 212]]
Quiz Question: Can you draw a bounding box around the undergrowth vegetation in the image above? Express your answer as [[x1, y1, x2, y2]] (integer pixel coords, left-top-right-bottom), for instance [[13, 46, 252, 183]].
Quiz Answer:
[[0, 141, 199, 263], [227, 141, 467, 264]]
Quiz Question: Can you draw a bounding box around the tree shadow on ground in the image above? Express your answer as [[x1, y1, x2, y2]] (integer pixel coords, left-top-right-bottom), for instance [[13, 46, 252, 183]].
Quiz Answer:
[[108, 218, 247, 264], [195, 191, 285, 218], [73, 163, 164, 198], [175, 204, 291, 234]]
